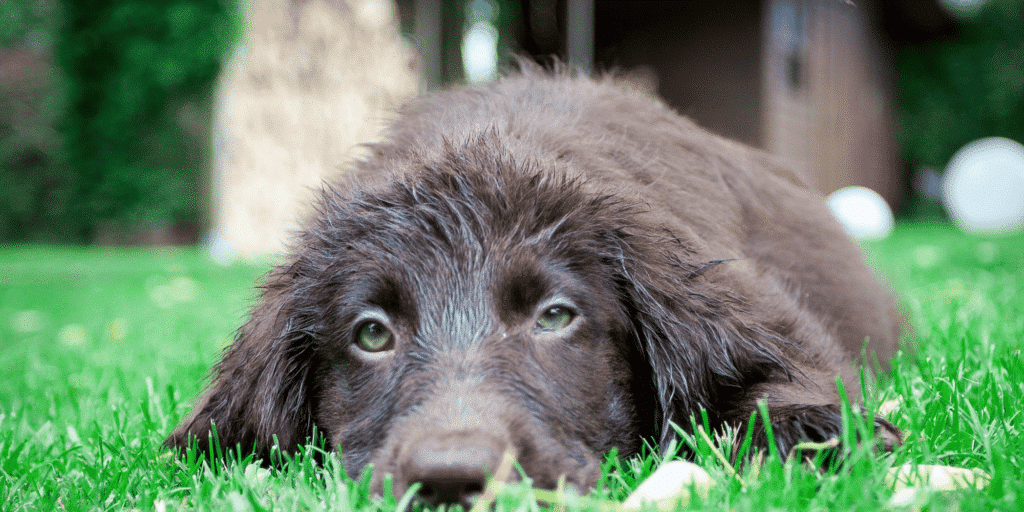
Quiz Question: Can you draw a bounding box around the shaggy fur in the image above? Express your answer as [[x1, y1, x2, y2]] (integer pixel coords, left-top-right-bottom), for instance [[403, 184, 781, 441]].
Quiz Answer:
[[167, 67, 903, 506]]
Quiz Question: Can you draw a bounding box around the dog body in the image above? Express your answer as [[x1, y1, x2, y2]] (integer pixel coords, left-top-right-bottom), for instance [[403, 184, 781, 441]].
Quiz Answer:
[[168, 69, 902, 505]]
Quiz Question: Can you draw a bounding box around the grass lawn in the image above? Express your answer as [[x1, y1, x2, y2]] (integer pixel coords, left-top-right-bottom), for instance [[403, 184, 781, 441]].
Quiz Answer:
[[2, 222, 1022, 511]]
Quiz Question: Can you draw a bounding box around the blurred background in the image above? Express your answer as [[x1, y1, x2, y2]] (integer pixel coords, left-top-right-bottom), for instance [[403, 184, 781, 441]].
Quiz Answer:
[[1, 0, 1022, 258]]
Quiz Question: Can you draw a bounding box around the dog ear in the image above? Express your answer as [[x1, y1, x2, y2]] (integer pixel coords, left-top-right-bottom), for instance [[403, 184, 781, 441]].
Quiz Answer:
[[165, 267, 318, 461], [617, 238, 792, 446]]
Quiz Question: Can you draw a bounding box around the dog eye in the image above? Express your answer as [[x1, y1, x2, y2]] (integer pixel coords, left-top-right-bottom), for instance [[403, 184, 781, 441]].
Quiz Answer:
[[537, 306, 574, 331], [355, 321, 394, 352]]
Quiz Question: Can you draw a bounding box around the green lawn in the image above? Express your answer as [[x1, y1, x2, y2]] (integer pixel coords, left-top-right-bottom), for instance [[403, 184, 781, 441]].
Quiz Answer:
[[2, 222, 1022, 511]]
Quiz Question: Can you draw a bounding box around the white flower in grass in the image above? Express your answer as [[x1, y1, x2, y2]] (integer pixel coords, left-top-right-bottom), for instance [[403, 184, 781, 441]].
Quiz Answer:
[[149, 276, 199, 308], [886, 464, 990, 491], [878, 398, 902, 417], [65, 425, 81, 445], [58, 324, 89, 347], [11, 310, 44, 333], [885, 464, 991, 510], [622, 460, 714, 511], [105, 318, 129, 342], [975, 241, 998, 264], [912, 245, 942, 269], [244, 463, 272, 485]]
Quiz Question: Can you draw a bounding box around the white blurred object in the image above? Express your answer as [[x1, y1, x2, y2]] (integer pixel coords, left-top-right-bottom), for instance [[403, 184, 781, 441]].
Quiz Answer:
[[885, 464, 992, 509], [462, 0, 498, 83], [943, 137, 1024, 234], [885, 464, 991, 492], [622, 460, 714, 511], [462, 21, 498, 83], [826, 186, 895, 240], [939, 0, 989, 19]]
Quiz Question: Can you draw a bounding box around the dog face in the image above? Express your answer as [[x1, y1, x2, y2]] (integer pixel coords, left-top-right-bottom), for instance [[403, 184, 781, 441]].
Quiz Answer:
[[311, 162, 649, 498]]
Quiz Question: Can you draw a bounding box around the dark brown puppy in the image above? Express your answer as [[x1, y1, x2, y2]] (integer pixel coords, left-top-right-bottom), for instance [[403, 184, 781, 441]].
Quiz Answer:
[[167, 67, 903, 506]]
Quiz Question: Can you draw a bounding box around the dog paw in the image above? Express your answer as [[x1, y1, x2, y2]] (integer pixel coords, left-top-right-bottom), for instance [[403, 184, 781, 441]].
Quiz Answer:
[[735, 403, 903, 463]]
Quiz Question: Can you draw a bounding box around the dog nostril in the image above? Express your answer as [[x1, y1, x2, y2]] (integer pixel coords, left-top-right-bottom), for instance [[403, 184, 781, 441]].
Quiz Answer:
[[416, 477, 485, 508], [404, 444, 503, 508]]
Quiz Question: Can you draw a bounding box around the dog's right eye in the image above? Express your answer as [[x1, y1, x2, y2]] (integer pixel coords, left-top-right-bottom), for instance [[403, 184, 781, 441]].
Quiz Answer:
[[537, 306, 574, 331], [355, 321, 394, 352]]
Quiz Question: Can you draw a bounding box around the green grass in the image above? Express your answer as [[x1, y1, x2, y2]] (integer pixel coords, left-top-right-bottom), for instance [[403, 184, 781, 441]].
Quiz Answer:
[[2, 222, 1022, 511]]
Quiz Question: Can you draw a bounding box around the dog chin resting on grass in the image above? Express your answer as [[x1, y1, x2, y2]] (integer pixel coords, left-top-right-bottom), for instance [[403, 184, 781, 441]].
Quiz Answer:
[[167, 64, 904, 507]]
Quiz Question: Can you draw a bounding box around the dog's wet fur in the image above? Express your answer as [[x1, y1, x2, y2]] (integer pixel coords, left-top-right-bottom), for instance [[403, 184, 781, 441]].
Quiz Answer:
[[167, 67, 903, 507]]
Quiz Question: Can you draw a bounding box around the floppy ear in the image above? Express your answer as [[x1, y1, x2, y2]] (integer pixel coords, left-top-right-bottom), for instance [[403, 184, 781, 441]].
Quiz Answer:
[[165, 267, 319, 461], [617, 237, 792, 446], [618, 237, 905, 458]]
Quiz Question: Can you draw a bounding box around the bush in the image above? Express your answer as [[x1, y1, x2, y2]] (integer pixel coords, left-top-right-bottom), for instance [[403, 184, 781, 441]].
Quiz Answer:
[[0, 0, 239, 243], [0, 0, 69, 241]]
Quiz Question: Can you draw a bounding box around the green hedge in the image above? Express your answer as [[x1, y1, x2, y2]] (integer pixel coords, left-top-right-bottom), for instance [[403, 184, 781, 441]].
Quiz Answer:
[[0, 0, 238, 243], [0, 0, 64, 241], [57, 0, 239, 241]]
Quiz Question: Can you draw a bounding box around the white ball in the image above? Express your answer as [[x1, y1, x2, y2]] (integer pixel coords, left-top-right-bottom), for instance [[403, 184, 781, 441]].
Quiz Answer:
[[943, 137, 1024, 234], [826, 186, 895, 241]]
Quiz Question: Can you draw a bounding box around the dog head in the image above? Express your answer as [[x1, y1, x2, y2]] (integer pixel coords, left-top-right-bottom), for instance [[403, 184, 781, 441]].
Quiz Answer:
[[167, 135, 787, 506]]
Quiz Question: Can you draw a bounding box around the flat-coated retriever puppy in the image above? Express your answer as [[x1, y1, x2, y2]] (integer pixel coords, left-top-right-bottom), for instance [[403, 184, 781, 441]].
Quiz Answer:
[[167, 67, 903, 506]]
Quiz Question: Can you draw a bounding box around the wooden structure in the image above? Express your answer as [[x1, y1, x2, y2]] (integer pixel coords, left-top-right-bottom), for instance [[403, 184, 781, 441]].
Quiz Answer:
[[519, 0, 906, 207], [210, 0, 419, 260], [762, 0, 901, 207]]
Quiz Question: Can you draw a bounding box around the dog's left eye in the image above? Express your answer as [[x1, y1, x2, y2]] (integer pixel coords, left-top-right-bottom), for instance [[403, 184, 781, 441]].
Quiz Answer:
[[537, 306, 574, 331], [355, 321, 394, 352]]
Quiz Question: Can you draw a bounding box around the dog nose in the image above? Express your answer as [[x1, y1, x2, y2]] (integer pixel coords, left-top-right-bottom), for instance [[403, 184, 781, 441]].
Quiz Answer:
[[402, 443, 507, 509]]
